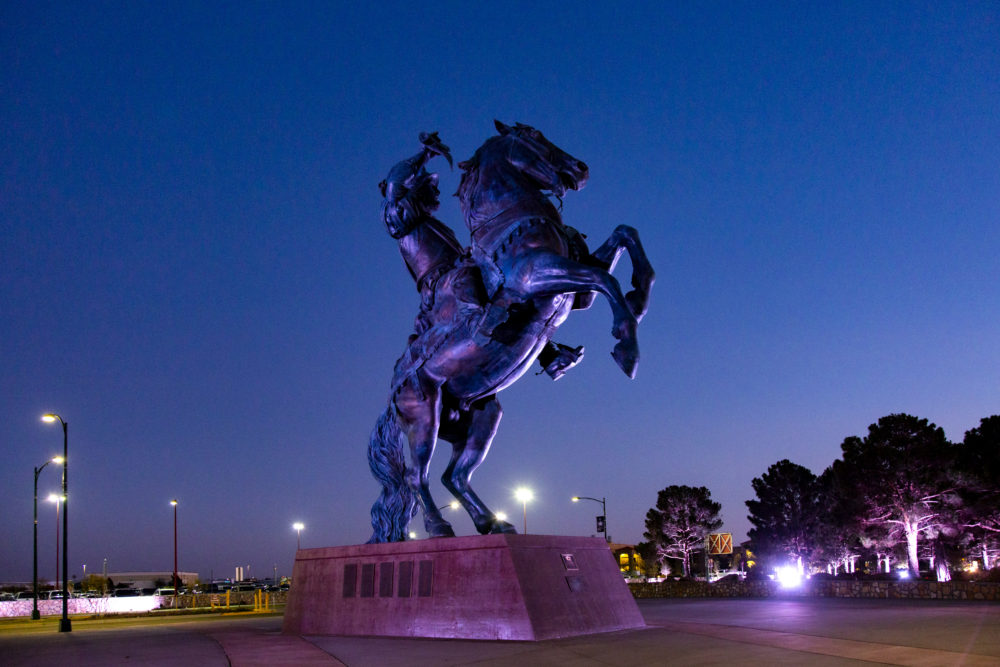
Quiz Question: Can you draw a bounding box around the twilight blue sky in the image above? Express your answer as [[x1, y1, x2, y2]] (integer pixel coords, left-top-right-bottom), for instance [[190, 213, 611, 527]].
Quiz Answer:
[[3, 2, 998, 583]]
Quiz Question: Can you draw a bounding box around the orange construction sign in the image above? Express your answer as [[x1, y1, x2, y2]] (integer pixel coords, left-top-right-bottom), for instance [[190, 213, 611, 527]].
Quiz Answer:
[[708, 533, 733, 555]]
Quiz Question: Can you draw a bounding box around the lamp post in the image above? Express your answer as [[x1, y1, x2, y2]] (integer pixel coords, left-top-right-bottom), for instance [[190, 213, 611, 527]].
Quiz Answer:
[[32, 457, 62, 620], [41, 413, 71, 632], [571, 495, 608, 542], [293, 522, 304, 550], [514, 488, 533, 534], [170, 499, 178, 605], [47, 494, 62, 591]]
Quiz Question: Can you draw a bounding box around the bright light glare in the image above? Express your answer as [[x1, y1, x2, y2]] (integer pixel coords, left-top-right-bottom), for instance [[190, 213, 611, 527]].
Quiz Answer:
[[52, 456, 65, 464], [41, 414, 58, 423], [47, 493, 62, 503], [170, 499, 178, 506], [408, 532, 417, 539], [898, 570, 910, 579], [449, 500, 460, 510], [495, 511, 508, 522], [292, 522, 304, 531], [515, 488, 533, 503], [775, 566, 802, 588], [572, 496, 580, 502]]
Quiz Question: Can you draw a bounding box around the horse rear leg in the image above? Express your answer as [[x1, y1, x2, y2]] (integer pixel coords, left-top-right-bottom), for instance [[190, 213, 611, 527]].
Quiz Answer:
[[511, 251, 640, 378], [589, 225, 655, 321], [441, 396, 516, 535], [394, 376, 455, 538]]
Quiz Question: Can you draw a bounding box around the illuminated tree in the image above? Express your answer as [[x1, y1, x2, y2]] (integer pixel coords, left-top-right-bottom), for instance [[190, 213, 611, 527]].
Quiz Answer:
[[643, 485, 722, 577], [746, 460, 824, 572], [831, 414, 957, 578], [958, 415, 1000, 569]]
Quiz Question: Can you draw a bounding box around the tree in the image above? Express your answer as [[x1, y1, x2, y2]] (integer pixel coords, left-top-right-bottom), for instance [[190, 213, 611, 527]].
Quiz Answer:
[[79, 574, 108, 595], [810, 466, 866, 575], [746, 460, 824, 572], [644, 485, 722, 578], [832, 414, 957, 578], [958, 415, 1000, 569], [633, 541, 665, 578]]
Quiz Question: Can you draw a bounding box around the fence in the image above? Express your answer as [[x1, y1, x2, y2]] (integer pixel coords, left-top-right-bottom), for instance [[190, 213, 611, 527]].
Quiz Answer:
[[629, 579, 1000, 601], [0, 590, 289, 618]]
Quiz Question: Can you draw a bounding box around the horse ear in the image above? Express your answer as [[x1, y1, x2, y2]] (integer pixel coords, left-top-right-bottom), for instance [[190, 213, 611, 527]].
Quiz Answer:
[[494, 119, 511, 135]]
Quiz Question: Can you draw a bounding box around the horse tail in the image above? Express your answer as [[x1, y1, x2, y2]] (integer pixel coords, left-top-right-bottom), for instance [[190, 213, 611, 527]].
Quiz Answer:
[[366, 406, 417, 543]]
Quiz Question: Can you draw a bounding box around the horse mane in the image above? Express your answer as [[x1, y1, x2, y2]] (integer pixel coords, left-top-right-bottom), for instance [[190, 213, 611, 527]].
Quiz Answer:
[[455, 134, 506, 211]]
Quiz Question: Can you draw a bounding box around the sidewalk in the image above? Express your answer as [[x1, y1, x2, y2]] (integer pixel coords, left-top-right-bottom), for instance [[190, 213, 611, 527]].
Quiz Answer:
[[2, 598, 998, 666]]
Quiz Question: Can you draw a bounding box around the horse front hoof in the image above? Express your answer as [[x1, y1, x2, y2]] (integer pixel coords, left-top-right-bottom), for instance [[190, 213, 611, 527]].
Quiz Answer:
[[612, 342, 638, 379], [488, 520, 518, 535], [490, 522, 517, 535], [425, 521, 456, 538]]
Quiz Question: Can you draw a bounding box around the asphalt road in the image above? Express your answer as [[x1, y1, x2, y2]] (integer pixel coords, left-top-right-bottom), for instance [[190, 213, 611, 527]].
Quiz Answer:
[[1, 599, 998, 666]]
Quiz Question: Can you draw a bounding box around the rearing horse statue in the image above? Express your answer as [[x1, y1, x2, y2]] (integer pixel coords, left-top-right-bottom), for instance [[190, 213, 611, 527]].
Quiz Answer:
[[368, 121, 653, 542]]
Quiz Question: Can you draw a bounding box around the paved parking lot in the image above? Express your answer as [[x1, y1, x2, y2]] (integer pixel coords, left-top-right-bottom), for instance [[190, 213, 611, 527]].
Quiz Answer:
[[1, 598, 998, 665]]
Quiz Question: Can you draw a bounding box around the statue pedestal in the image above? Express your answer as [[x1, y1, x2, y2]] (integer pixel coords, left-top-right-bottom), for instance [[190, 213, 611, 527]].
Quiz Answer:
[[282, 534, 644, 641]]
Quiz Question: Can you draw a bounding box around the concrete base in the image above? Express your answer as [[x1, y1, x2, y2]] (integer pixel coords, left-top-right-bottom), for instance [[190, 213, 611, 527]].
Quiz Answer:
[[283, 534, 645, 641]]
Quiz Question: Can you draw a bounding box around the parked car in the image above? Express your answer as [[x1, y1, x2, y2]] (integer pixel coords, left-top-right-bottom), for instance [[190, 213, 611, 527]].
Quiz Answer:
[[112, 588, 142, 597], [154, 588, 176, 596], [0, 592, 16, 601]]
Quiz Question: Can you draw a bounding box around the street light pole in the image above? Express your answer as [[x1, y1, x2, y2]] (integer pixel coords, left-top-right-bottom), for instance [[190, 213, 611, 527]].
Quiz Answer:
[[49, 495, 61, 592], [514, 488, 533, 534], [32, 457, 61, 620], [170, 499, 178, 606], [571, 495, 608, 542], [293, 522, 304, 550], [42, 413, 71, 633]]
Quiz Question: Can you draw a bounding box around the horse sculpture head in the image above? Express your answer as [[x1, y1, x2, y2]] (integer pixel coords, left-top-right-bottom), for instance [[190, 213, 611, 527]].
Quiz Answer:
[[497, 120, 589, 196], [457, 121, 589, 217]]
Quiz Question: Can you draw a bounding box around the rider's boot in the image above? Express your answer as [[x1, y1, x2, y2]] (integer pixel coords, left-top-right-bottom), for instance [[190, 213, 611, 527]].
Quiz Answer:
[[537, 343, 585, 380]]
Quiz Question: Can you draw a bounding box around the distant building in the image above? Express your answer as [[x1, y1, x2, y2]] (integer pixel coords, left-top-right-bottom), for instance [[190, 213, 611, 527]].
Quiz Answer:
[[105, 571, 198, 589], [610, 543, 651, 576]]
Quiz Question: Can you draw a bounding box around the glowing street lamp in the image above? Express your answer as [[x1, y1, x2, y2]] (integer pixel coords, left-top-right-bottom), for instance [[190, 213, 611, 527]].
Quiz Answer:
[[514, 488, 533, 534], [571, 495, 608, 542], [495, 511, 508, 522], [31, 456, 62, 620], [292, 522, 304, 550], [41, 413, 71, 633]]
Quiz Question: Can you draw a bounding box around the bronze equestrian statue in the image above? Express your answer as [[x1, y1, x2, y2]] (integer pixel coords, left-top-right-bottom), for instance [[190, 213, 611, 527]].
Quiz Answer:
[[368, 122, 653, 542]]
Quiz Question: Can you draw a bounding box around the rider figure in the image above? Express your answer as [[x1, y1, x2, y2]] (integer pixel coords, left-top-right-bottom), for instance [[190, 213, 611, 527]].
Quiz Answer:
[[380, 133, 584, 379]]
